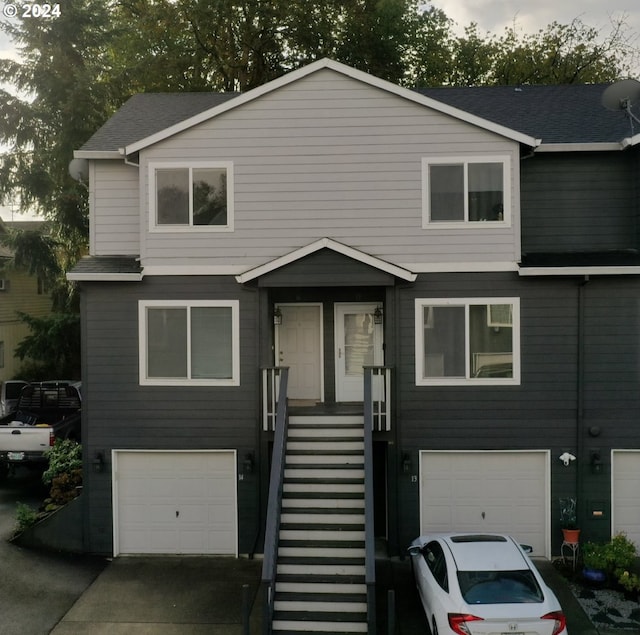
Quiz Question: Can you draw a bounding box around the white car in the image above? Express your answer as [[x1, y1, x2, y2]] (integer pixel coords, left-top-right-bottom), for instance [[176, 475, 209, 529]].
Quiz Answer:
[[408, 533, 568, 635]]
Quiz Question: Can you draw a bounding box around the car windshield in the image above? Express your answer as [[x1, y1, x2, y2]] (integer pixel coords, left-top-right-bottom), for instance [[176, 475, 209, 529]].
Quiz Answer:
[[457, 570, 544, 604]]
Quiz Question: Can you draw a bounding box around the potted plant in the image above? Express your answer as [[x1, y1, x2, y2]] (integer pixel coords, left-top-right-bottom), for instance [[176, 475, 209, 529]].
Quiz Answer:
[[582, 533, 638, 586], [582, 541, 608, 584], [618, 570, 640, 602], [559, 497, 580, 543]]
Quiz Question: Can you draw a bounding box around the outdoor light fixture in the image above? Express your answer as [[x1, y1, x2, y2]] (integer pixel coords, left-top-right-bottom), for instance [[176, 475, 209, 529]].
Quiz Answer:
[[590, 450, 603, 475], [92, 451, 105, 474], [273, 307, 282, 326], [402, 452, 412, 474], [373, 306, 383, 324], [243, 452, 255, 474], [559, 452, 576, 467]]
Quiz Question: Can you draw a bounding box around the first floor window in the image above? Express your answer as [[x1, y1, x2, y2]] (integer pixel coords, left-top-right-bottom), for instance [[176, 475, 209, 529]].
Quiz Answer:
[[415, 298, 519, 385], [139, 300, 239, 385]]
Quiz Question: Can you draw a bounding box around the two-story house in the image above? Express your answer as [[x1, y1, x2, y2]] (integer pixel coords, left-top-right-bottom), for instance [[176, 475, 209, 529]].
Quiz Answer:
[[0, 219, 52, 381], [69, 59, 640, 572]]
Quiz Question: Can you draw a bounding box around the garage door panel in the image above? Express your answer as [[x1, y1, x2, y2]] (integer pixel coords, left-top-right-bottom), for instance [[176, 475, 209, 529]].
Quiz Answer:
[[613, 452, 640, 548], [421, 451, 549, 557], [115, 451, 237, 556]]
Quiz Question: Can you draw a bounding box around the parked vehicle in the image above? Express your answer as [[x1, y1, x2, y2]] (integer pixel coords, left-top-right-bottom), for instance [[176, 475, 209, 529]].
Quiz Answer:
[[0, 380, 29, 417], [0, 382, 82, 478], [408, 533, 567, 635]]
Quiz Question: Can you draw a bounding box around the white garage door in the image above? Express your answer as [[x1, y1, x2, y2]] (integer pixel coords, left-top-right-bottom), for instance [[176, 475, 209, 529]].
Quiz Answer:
[[420, 451, 550, 557], [612, 451, 640, 548], [114, 451, 237, 556]]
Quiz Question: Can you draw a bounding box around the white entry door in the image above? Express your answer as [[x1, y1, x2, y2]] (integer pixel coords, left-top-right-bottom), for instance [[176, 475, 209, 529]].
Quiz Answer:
[[335, 303, 383, 402], [276, 304, 323, 401]]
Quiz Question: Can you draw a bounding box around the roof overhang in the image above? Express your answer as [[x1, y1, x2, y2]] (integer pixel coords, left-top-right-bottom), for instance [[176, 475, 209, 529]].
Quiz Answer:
[[534, 142, 625, 153], [66, 272, 143, 281], [235, 237, 417, 284], [519, 266, 640, 276], [121, 59, 539, 156]]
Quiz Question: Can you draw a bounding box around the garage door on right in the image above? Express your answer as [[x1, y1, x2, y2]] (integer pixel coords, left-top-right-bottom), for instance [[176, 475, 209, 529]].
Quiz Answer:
[[612, 450, 640, 548], [420, 450, 550, 557]]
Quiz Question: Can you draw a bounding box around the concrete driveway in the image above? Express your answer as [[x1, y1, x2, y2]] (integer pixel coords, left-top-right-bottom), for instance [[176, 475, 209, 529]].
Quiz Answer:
[[0, 469, 106, 635]]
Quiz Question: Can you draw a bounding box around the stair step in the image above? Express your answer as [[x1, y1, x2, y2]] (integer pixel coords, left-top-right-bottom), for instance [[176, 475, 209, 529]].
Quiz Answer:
[[289, 427, 363, 438], [284, 469, 365, 481], [274, 610, 367, 623], [288, 416, 363, 425], [282, 490, 364, 500], [288, 438, 364, 445], [284, 477, 364, 485], [286, 449, 364, 457], [272, 621, 367, 634], [274, 599, 367, 612], [281, 514, 364, 527], [276, 591, 367, 603], [279, 528, 365, 541], [283, 482, 364, 493], [285, 460, 364, 469], [281, 506, 364, 515], [276, 581, 367, 594], [278, 563, 365, 576], [279, 539, 365, 549], [282, 499, 364, 510], [278, 546, 366, 558]]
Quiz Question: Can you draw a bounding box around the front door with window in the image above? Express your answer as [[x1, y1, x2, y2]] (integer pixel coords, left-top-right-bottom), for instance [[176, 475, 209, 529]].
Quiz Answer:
[[275, 304, 323, 401], [335, 303, 383, 402]]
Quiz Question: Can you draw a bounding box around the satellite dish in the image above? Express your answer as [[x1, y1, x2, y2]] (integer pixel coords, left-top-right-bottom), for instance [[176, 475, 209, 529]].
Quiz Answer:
[[602, 79, 640, 135], [68, 158, 89, 183]]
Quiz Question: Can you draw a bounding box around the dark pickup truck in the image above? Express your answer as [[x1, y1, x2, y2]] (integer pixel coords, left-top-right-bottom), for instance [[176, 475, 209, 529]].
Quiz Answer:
[[0, 382, 82, 477]]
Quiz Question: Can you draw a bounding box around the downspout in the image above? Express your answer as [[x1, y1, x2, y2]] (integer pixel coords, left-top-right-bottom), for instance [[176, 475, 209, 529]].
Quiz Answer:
[[576, 275, 590, 525]]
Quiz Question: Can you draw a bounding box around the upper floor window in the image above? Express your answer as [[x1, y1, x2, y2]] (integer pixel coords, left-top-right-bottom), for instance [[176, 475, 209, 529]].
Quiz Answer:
[[149, 162, 234, 231], [415, 297, 520, 385], [139, 300, 239, 386], [422, 156, 510, 227]]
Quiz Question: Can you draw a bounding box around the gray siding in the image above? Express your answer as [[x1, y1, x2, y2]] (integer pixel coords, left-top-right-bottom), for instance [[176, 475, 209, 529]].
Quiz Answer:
[[137, 69, 521, 270], [81, 276, 260, 554], [521, 152, 636, 254], [91, 161, 139, 256], [393, 272, 640, 549]]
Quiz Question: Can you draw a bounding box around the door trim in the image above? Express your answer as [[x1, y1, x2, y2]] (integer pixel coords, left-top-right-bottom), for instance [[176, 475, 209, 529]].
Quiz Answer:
[[274, 303, 324, 402]]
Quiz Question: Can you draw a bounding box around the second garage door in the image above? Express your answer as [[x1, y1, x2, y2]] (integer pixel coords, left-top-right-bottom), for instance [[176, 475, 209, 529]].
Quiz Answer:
[[612, 450, 640, 548], [420, 450, 550, 557], [114, 450, 237, 556]]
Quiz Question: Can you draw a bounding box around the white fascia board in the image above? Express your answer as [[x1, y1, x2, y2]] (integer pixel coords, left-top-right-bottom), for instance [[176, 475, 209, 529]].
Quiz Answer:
[[142, 265, 244, 276], [66, 272, 143, 282], [73, 150, 122, 160], [235, 237, 417, 283], [401, 261, 518, 273], [535, 142, 624, 153], [123, 58, 540, 154], [519, 266, 640, 276]]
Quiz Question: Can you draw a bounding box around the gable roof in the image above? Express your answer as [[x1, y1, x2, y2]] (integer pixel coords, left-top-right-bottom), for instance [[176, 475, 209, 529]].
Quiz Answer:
[[416, 84, 640, 146], [236, 238, 417, 284], [76, 58, 539, 159]]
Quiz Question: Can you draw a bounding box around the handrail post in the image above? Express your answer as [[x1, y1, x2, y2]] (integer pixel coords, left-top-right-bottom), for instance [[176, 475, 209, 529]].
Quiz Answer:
[[363, 368, 377, 635]]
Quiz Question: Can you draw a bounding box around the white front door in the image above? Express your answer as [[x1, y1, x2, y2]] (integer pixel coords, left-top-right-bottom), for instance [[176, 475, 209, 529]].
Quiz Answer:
[[275, 304, 323, 401], [335, 303, 383, 402]]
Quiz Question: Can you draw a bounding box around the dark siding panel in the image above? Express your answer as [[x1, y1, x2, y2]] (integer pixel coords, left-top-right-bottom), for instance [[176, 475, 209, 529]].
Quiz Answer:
[[81, 276, 260, 555], [521, 153, 636, 254], [393, 272, 640, 549], [258, 249, 395, 287]]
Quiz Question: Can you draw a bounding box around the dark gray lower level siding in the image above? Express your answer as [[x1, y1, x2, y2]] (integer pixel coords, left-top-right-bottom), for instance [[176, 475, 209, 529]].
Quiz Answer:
[[80, 276, 261, 555], [394, 272, 640, 549]]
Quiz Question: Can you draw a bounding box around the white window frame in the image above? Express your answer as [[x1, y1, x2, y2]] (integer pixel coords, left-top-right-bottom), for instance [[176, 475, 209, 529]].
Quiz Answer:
[[414, 297, 520, 386], [149, 161, 234, 232], [139, 300, 240, 386], [421, 155, 511, 228]]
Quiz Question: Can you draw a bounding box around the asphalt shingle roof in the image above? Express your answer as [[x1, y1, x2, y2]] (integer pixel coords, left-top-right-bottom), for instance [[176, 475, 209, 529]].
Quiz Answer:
[[79, 80, 640, 154], [71, 255, 142, 276]]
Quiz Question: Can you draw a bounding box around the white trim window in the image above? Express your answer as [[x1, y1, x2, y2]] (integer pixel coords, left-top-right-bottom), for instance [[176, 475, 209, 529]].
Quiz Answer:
[[415, 297, 520, 385], [149, 161, 234, 231], [139, 300, 240, 386], [422, 156, 511, 227]]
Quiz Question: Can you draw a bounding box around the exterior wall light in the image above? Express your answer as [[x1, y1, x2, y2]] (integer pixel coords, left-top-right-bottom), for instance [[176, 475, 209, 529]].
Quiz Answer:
[[374, 306, 383, 324], [590, 450, 603, 475], [243, 452, 255, 474], [273, 307, 282, 325], [402, 452, 412, 474], [92, 451, 105, 473]]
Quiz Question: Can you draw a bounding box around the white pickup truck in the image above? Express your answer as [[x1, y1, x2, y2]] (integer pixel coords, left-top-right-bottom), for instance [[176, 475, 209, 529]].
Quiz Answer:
[[0, 382, 81, 478]]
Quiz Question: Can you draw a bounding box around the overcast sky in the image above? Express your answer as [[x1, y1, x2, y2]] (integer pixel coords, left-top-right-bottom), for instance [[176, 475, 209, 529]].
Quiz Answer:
[[1, 1, 640, 220]]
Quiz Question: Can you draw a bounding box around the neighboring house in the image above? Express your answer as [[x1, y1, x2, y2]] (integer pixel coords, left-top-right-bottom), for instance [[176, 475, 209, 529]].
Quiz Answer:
[[69, 59, 640, 563], [0, 219, 51, 380]]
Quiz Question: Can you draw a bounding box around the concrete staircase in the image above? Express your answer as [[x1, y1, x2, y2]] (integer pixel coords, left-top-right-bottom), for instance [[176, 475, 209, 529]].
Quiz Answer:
[[272, 415, 368, 634]]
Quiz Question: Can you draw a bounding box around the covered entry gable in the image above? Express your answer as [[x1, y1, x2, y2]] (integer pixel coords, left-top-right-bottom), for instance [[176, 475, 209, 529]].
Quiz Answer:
[[236, 237, 416, 286]]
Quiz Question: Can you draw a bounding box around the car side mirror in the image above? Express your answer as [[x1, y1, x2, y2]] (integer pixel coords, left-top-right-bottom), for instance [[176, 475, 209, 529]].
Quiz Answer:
[[520, 544, 533, 554], [407, 545, 422, 557]]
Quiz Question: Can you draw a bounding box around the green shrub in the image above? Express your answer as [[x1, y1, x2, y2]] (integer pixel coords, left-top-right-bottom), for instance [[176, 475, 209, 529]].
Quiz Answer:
[[42, 439, 82, 485], [582, 533, 638, 576], [14, 502, 39, 533]]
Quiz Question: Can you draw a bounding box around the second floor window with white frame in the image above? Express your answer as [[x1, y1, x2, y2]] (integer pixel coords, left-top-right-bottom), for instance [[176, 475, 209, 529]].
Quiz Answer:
[[150, 162, 234, 231], [415, 297, 520, 385], [422, 156, 510, 227], [139, 300, 239, 386]]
